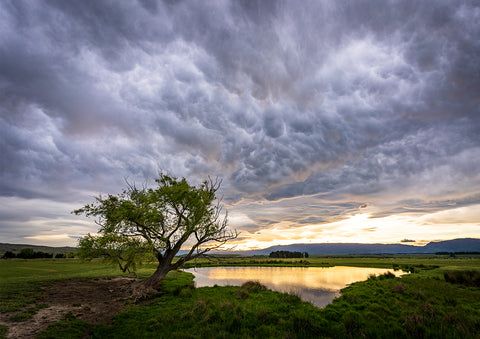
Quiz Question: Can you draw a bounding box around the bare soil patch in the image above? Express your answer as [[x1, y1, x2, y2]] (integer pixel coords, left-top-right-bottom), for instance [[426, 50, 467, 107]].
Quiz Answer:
[[0, 277, 135, 339]]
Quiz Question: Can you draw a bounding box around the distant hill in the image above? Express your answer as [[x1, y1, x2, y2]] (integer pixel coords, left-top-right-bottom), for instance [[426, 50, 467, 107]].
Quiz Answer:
[[227, 238, 480, 256], [0, 243, 76, 255], [3, 238, 479, 257], [423, 238, 480, 253]]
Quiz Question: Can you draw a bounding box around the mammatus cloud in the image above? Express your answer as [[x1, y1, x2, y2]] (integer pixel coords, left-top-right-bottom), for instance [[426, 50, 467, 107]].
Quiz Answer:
[[1, 0, 479, 247]]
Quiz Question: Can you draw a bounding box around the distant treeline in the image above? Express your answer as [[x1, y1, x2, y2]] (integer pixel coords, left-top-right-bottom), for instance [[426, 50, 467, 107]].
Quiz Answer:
[[436, 252, 480, 255], [269, 250, 309, 258], [1, 248, 74, 259]]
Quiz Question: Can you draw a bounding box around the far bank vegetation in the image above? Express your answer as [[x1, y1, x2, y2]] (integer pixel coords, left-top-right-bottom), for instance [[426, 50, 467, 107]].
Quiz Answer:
[[269, 250, 309, 258]]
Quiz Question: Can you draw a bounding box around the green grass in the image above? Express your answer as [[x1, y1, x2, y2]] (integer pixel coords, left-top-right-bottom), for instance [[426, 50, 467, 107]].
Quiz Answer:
[[2, 256, 480, 338], [92, 280, 327, 338], [444, 270, 480, 287], [9, 303, 49, 322], [159, 269, 195, 294], [0, 258, 157, 283], [89, 269, 480, 338], [0, 325, 7, 339], [36, 312, 92, 339], [0, 258, 157, 313], [324, 273, 480, 338]]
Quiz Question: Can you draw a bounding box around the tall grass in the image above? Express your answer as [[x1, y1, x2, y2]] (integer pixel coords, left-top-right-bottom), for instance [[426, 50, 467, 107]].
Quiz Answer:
[[444, 270, 480, 287]]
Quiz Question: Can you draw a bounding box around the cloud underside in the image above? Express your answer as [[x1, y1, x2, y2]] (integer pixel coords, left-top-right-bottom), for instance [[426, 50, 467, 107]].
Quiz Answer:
[[1, 0, 480, 245]]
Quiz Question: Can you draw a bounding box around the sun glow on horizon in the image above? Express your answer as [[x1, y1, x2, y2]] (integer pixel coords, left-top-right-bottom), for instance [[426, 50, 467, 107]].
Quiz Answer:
[[227, 204, 480, 251]]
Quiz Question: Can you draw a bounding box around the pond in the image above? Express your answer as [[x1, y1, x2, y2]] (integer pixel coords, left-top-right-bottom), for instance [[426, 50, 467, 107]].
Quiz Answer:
[[183, 266, 405, 307]]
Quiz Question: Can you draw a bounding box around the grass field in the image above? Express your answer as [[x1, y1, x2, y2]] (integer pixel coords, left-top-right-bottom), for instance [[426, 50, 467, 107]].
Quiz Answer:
[[1, 256, 480, 338]]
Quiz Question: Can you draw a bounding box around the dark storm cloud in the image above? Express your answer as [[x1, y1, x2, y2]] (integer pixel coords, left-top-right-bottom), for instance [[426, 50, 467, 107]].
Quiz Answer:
[[1, 0, 479, 243], [265, 118, 480, 202], [370, 193, 480, 219], [232, 198, 365, 234]]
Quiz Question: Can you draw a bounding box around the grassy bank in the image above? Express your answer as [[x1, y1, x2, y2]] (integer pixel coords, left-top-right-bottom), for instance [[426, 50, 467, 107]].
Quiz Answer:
[[181, 254, 480, 271], [1, 256, 480, 338]]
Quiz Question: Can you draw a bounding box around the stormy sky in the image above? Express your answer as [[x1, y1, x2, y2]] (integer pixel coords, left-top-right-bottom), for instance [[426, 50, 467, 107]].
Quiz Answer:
[[1, 0, 479, 249]]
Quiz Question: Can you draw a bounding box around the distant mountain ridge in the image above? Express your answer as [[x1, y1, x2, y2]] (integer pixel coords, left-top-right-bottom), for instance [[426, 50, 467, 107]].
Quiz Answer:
[[2, 238, 479, 256], [228, 238, 480, 256]]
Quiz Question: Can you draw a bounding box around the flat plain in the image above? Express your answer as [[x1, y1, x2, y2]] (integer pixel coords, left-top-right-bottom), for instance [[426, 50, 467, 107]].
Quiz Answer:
[[1, 255, 480, 338]]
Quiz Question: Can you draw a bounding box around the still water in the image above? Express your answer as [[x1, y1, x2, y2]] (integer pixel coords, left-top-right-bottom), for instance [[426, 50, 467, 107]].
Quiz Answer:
[[184, 266, 404, 307]]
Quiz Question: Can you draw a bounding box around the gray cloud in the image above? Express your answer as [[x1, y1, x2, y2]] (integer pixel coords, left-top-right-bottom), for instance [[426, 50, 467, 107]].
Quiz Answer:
[[1, 0, 479, 244]]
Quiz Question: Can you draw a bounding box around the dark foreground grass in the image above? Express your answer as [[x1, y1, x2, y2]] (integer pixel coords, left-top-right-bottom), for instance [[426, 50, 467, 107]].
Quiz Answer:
[[444, 270, 480, 287], [93, 282, 327, 338], [36, 312, 91, 339], [326, 272, 480, 338], [36, 270, 480, 339], [85, 272, 480, 339], [0, 324, 7, 339]]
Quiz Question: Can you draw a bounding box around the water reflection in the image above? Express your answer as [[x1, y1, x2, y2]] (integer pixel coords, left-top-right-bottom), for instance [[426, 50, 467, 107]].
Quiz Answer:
[[184, 266, 404, 307]]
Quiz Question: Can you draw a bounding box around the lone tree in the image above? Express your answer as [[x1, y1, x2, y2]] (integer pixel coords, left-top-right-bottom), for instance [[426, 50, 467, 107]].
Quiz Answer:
[[74, 174, 238, 290]]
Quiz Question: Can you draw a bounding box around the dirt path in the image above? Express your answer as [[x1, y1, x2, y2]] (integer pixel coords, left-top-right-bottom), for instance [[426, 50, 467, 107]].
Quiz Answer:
[[0, 277, 135, 339]]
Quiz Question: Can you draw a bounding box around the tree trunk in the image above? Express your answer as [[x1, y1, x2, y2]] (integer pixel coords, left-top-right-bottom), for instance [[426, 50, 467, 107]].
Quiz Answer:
[[132, 251, 177, 298], [131, 263, 171, 299], [141, 263, 171, 290]]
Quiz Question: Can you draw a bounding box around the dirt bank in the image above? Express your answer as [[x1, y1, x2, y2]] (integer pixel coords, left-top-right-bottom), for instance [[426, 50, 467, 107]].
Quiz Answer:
[[0, 277, 134, 338]]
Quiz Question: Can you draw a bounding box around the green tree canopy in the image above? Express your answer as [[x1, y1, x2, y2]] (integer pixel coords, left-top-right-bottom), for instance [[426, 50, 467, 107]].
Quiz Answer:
[[17, 248, 35, 259], [74, 174, 238, 290]]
